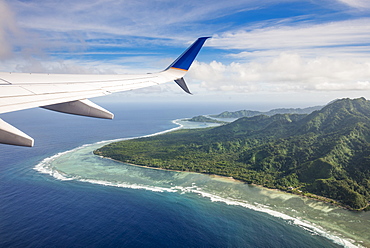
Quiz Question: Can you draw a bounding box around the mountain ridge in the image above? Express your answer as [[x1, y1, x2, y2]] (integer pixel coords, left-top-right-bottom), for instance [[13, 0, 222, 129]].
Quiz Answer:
[[95, 98, 370, 210], [211, 105, 322, 119]]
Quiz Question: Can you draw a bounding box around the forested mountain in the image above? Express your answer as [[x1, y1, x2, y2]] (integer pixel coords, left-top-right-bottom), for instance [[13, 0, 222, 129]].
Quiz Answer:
[[211, 106, 322, 118], [185, 115, 227, 124], [95, 98, 370, 210]]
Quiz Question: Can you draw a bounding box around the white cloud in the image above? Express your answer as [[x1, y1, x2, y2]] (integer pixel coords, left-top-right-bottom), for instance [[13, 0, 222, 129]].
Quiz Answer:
[[0, 0, 20, 58], [193, 17, 370, 95], [3, 0, 370, 100], [336, 0, 370, 9], [6, 1, 370, 66], [6, 0, 299, 53], [188, 54, 370, 93], [210, 18, 370, 60]]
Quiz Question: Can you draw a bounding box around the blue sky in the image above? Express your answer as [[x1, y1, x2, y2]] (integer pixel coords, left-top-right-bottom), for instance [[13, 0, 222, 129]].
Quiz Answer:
[[1, 0, 370, 108]]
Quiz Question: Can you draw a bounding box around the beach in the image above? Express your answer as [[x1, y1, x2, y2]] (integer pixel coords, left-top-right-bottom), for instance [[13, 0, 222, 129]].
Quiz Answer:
[[34, 118, 369, 247], [1, 102, 368, 248]]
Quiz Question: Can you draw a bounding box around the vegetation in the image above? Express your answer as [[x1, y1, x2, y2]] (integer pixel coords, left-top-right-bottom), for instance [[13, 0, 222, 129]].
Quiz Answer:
[[211, 106, 322, 118], [185, 115, 227, 124], [94, 98, 370, 210]]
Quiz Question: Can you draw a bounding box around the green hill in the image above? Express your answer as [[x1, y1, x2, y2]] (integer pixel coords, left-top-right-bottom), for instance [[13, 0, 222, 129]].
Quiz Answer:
[[185, 115, 227, 124], [211, 106, 322, 118], [94, 98, 370, 210]]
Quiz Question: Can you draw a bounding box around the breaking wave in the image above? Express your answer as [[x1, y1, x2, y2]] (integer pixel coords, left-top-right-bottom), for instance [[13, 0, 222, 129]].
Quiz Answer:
[[34, 120, 362, 248]]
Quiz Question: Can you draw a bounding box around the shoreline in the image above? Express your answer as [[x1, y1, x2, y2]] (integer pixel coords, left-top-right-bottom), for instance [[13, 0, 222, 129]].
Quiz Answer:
[[94, 118, 368, 212], [97, 153, 363, 211], [34, 127, 368, 247], [91, 154, 366, 247], [97, 154, 245, 184], [33, 115, 369, 247]]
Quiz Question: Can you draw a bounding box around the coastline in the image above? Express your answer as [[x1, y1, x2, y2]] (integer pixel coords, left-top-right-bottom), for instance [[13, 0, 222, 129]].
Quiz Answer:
[[95, 118, 368, 212], [93, 154, 367, 247], [97, 154, 245, 183], [97, 153, 358, 211], [34, 117, 369, 247]]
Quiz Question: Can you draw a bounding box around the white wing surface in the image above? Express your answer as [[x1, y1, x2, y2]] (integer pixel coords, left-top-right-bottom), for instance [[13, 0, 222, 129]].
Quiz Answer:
[[0, 37, 210, 146]]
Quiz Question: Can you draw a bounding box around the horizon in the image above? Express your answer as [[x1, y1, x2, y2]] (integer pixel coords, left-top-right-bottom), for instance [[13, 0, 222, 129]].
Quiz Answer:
[[1, 2, 370, 246], [1, 0, 370, 106]]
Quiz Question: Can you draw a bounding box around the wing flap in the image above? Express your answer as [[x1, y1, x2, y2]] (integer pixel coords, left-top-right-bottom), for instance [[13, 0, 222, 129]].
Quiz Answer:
[[42, 99, 114, 119], [0, 119, 34, 147], [0, 85, 34, 97]]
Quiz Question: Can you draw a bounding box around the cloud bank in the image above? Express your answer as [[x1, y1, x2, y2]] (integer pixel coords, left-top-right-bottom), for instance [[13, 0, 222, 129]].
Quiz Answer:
[[189, 54, 370, 93], [188, 16, 370, 93]]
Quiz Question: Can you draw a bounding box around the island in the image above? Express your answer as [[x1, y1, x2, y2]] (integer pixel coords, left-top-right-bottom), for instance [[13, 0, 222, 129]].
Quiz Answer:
[[211, 106, 322, 118], [94, 98, 370, 211], [185, 115, 227, 124]]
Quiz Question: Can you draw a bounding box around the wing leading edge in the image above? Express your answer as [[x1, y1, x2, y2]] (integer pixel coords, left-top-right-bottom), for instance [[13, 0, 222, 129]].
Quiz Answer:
[[0, 37, 210, 146]]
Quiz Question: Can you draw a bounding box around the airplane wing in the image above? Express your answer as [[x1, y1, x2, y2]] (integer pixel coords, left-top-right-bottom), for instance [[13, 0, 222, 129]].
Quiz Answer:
[[0, 37, 210, 147]]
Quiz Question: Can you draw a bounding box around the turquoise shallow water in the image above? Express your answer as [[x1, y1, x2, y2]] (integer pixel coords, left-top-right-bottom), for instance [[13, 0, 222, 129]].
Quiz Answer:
[[35, 119, 370, 248]]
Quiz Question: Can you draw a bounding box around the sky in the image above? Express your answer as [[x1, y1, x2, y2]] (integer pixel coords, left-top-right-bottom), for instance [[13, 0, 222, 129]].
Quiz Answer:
[[1, 0, 370, 109]]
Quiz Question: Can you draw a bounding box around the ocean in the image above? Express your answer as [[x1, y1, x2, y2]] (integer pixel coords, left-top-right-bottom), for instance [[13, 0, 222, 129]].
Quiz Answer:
[[0, 101, 368, 248]]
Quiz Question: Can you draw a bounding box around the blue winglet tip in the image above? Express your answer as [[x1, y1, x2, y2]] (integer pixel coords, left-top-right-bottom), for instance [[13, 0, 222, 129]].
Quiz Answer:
[[167, 37, 211, 71]]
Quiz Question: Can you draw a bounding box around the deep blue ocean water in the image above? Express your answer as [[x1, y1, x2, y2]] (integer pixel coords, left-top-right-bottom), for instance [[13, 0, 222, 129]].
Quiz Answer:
[[0, 101, 365, 247]]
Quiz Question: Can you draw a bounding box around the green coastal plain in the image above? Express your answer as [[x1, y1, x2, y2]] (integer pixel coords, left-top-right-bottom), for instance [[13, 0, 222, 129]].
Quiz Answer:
[[94, 98, 370, 211]]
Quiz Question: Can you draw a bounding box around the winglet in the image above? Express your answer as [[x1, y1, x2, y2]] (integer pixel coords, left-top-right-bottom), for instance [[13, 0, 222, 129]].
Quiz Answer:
[[175, 78, 192, 94], [167, 37, 210, 71]]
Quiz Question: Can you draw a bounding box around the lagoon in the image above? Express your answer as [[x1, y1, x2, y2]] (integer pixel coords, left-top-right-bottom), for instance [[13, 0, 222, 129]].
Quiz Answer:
[[35, 118, 369, 247]]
